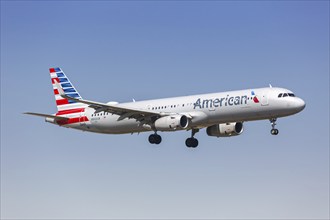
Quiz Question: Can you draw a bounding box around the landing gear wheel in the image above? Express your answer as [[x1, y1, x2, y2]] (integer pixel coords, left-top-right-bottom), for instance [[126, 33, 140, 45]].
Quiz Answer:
[[186, 137, 198, 148], [149, 134, 162, 144], [271, 129, 279, 135], [148, 134, 155, 144], [154, 135, 162, 144]]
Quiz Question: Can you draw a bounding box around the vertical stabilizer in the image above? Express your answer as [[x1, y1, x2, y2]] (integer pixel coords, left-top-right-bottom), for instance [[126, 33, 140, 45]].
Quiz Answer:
[[49, 67, 87, 112]]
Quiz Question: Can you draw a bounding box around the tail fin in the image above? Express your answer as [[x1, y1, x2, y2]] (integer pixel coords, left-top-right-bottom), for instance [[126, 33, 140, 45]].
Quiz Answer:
[[49, 67, 86, 111]]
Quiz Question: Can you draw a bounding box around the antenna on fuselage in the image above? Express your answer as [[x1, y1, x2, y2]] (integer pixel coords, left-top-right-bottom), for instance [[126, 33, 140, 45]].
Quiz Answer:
[[269, 84, 273, 88]]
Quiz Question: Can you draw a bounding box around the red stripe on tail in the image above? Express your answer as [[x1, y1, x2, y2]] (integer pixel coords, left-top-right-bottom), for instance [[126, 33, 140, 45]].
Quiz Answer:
[[56, 108, 85, 115], [51, 78, 59, 84], [56, 99, 69, 105]]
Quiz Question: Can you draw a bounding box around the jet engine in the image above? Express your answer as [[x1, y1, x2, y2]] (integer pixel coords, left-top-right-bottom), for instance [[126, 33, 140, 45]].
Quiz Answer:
[[206, 122, 243, 137], [154, 115, 189, 131]]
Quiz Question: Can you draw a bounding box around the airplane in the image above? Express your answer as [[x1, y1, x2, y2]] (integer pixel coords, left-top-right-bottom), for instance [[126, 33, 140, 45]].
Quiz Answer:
[[25, 67, 306, 148]]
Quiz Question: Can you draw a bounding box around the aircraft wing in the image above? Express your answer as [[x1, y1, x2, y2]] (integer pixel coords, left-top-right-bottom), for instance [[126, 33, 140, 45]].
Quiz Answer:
[[54, 81, 166, 123], [66, 96, 162, 122]]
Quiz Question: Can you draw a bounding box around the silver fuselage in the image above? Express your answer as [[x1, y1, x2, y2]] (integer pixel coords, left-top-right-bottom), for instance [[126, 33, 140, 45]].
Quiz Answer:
[[62, 87, 305, 134]]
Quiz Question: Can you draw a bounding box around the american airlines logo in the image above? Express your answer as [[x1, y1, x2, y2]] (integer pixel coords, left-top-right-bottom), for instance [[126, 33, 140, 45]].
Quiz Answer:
[[193, 95, 249, 109], [193, 91, 261, 109]]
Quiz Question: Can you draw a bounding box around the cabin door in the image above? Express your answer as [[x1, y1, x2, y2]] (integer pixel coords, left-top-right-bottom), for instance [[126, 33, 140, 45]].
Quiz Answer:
[[261, 93, 269, 106]]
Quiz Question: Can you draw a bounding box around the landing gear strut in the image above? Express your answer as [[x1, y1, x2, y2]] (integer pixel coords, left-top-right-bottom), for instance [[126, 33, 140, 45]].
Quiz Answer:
[[186, 129, 199, 148], [149, 133, 162, 144], [270, 118, 279, 135]]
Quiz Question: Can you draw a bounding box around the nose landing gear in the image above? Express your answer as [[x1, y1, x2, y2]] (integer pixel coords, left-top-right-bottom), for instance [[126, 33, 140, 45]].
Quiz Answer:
[[270, 118, 279, 135]]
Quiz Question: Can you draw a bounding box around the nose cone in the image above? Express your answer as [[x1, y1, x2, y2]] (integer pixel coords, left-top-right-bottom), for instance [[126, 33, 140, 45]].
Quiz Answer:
[[294, 98, 306, 112]]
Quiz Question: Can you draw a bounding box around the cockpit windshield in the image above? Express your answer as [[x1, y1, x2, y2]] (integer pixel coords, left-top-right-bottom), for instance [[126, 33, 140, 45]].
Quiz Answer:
[[278, 93, 295, 98]]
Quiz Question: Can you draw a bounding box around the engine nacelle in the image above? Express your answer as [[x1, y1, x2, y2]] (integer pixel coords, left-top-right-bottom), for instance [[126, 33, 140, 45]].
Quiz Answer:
[[154, 115, 189, 131], [206, 122, 243, 137]]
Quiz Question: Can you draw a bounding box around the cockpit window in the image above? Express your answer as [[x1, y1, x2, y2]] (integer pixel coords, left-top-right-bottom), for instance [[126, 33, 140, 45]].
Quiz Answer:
[[278, 92, 295, 98]]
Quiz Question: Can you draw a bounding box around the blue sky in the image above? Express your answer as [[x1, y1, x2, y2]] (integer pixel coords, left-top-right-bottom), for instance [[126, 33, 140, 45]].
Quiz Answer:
[[1, 1, 329, 219]]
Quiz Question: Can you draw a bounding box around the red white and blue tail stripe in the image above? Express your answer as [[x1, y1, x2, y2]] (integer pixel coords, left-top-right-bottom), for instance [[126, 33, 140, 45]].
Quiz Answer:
[[49, 67, 87, 112], [25, 68, 90, 126]]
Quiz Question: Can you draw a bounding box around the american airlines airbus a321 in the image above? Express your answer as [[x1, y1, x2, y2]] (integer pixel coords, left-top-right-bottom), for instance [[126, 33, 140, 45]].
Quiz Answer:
[[25, 68, 306, 148]]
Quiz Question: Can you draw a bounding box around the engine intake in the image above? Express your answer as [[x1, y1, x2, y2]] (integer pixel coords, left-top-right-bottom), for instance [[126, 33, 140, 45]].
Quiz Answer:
[[206, 122, 243, 137], [154, 115, 189, 131]]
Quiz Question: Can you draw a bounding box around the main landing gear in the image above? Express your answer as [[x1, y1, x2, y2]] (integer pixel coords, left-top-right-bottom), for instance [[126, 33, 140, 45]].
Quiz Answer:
[[149, 133, 162, 144], [185, 129, 199, 148], [148, 129, 200, 148], [270, 118, 279, 135]]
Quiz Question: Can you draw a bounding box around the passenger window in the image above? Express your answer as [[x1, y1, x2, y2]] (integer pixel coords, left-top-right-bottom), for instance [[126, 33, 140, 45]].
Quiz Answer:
[[283, 93, 288, 97], [278, 93, 282, 98]]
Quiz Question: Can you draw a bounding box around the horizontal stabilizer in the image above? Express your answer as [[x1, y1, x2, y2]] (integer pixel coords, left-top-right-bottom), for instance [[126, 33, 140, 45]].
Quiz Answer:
[[24, 112, 68, 120]]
